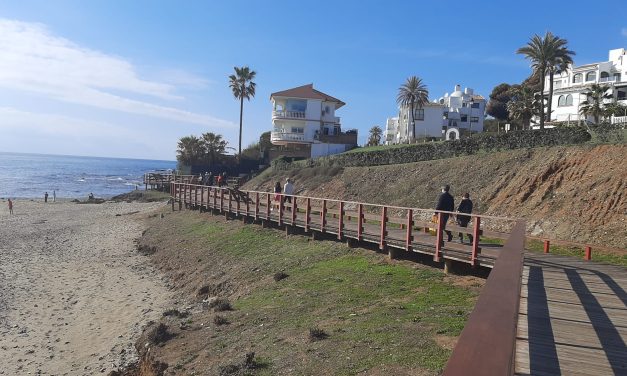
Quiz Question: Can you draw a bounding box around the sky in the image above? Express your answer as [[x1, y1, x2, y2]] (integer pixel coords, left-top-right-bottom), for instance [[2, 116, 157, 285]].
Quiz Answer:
[[0, 1, 625, 160]]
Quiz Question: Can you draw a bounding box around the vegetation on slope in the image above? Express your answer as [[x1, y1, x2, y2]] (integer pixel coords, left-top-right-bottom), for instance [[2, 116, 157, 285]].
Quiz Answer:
[[126, 210, 481, 375]]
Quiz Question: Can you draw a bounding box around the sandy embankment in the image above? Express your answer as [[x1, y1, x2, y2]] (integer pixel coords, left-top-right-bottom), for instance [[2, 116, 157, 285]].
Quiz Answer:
[[0, 200, 172, 375]]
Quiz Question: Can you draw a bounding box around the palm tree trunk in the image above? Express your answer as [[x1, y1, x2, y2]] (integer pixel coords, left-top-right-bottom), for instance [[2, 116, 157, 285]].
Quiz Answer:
[[547, 70, 554, 124], [539, 67, 546, 129], [410, 99, 415, 143], [238, 94, 244, 161]]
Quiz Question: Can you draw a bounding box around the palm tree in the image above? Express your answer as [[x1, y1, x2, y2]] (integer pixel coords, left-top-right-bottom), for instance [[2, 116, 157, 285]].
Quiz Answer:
[[517, 32, 574, 129], [367, 126, 383, 146], [176, 135, 206, 165], [201, 132, 231, 164], [229, 66, 257, 159], [507, 85, 536, 129], [396, 76, 428, 142], [579, 84, 612, 124]]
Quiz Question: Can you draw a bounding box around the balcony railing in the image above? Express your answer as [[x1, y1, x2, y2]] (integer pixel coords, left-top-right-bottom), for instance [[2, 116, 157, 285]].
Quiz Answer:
[[273, 110, 306, 119], [599, 77, 618, 83], [271, 131, 310, 143]]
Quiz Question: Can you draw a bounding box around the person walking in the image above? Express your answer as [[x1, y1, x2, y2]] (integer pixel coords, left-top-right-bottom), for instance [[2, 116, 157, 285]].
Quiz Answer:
[[456, 193, 474, 244], [44, 192, 49, 203], [272, 181, 282, 211], [8, 198, 13, 215], [435, 185, 454, 244], [283, 178, 294, 204]]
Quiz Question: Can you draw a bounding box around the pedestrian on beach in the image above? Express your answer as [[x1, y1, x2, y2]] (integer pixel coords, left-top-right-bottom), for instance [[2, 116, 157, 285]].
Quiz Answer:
[[8, 198, 13, 215], [44, 192, 49, 203], [53, 190, 56, 202], [222, 172, 227, 187], [435, 185, 454, 244], [456, 193, 474, 244], [216, 174, 223, 187], [283, 178, 294, 204], [273, 181, 282, 211]]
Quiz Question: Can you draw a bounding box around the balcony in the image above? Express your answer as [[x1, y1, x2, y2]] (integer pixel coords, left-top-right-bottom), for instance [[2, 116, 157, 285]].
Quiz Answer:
[[272, 110, 306, 120], [599, 77, 618, 83], [271, 131, 311, 145]]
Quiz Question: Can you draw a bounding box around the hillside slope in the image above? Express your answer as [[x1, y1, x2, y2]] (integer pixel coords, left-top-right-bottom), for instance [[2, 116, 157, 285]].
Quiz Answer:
[[245, 144, 627, 249]]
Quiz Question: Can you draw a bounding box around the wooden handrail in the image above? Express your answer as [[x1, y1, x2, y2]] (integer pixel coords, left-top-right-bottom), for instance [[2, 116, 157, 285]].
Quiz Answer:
[[443, 220, 526, 376]]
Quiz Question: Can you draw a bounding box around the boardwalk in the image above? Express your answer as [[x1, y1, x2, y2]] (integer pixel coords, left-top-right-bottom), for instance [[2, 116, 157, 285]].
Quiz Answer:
[[516, 253, 627, 375], [170, 182, 627, 375]]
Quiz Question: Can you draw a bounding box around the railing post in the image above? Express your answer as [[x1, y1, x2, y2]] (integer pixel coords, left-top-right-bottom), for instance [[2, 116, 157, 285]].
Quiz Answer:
[[171, 182, 175, 211], [406, 209, 413, 251], [266, 193, 271, 219], [236, 190, 240, 216], [278, 195, 284, 226], [246, 192, 250, 217], [228, 190, 233, 214], [255, 192, 259, 220], [543, 239, 550, 254], [321, 200, 327, 233], [305, 198, 311, 232], [357, 204, 363, 241], [291, 197, 297, 225], [471, 216, 481, 266], [338, 201, 344, 240], [584, 246, 592, 260], [212, 187, 217, 209], [380, 206, 387, 250], [435, 212, 443, 262], [178, 183, 182, 210], [220, 188, 224, 212]]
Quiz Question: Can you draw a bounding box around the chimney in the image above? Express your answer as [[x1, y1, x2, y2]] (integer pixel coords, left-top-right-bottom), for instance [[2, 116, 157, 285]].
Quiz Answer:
[[454, 84, 461, 92]]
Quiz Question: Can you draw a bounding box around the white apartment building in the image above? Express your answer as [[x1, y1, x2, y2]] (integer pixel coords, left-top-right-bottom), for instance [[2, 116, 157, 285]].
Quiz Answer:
[[270, 84, 357, 159], [541, 48, 627, 124], [386, 84, 486, 144]]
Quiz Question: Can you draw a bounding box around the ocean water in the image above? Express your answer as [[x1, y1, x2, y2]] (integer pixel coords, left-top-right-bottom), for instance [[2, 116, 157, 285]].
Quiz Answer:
[[0, 152, 176, 199]]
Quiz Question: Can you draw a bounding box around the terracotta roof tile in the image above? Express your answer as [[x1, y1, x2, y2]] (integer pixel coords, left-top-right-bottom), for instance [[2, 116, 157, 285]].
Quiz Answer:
[[271, 84, 345, 108]]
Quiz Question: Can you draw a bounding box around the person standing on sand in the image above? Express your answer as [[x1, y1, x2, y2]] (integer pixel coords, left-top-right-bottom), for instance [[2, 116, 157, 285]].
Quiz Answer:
[[456, 193, 474, 244], [8, 198, 13, 215], [435, 185, 454, 244], [44, 192, 49, 203]]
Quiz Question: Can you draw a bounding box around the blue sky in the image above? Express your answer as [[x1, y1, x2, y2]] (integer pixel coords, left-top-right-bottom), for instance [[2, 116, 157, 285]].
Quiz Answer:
[[0, 0, 625, 160]]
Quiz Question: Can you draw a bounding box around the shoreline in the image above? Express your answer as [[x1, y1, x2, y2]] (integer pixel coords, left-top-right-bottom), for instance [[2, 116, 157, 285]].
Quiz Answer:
[[0, 200, 172, 374]]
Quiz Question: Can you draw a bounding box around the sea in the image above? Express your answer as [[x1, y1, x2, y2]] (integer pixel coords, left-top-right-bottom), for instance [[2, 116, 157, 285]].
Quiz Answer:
[[0, 152, 176, 199]]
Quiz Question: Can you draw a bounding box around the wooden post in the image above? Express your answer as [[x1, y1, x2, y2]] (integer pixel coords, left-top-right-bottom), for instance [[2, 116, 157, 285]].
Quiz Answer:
[[357, 204, 363, 241], [406, 209, 413, 251], [266, 193, 271, 220], [543, 240, 550, 254], [584, 246, 592, 261], [471, 216, 481, 266], [246, 192, 250, 218], [220, 188, 224, 213], [380, 206, 387, 250], [228, 190, 233, 214], [278, 195, 284, 226], [305, 198, 311, 232], [178, 183, 182, 210], [255, 192, 260, 220], [435, 212, 443, 262], [291, 197, 297, 225], [171, 182, 175, 211], [321, 200, 327, 233], [338, 201, 344, 240], [236, 191, 240, 216]]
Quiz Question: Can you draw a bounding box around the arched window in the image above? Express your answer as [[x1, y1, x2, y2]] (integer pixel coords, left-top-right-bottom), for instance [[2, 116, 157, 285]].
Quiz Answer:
[[558, 95, 566, 107], [573, 73, 583, 83], [600, 71, 610, 79], [565, 94, 573, 106], [586, 71, 596, 81]]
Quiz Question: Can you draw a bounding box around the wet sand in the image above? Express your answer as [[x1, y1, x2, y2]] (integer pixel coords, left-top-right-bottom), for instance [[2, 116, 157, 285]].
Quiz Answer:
[[0, 200, 172, 375]]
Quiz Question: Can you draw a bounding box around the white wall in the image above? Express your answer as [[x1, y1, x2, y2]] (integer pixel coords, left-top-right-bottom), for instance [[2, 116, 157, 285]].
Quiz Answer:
[[311, 143, 348, 159], [305, 99, 322, 120]]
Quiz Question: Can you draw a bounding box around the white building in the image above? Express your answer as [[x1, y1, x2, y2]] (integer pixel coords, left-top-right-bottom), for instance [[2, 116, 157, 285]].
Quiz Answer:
[[385, 85, 486, 144], [269, 84, 357, 159], [541, 48, 627, 124]]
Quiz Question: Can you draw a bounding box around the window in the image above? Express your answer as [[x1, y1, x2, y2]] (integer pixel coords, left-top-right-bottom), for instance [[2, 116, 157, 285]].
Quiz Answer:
[[586, 71, 596, 82], [600, 72, 610, 81], [554, 80, 562, 89], [614, 73, 622, 82], [414, 109, 424, 120], [618, 90, 626, 100], [471, 102, 480, 108], [470, 117, 479, 123], [565, 94, 573, 106], [573, 73, 583, 83], [291, 127, 304, 134], [461, 114, 468, 122], [286, 99, 307, 112], [558, 95, 566, 107], [325, 106, 330, 114]]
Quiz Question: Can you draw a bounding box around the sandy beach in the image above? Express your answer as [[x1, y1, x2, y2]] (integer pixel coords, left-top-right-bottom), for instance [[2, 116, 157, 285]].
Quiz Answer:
[[0, 199, 172, 375]]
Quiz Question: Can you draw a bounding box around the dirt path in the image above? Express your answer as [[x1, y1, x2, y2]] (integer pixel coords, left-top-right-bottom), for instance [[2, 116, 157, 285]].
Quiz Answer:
[[0, 200, 172, 375]]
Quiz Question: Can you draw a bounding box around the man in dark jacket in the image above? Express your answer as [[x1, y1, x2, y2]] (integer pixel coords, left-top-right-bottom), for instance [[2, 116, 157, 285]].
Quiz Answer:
[[456, 193, 474, 244], [435, 185, 454, 243]]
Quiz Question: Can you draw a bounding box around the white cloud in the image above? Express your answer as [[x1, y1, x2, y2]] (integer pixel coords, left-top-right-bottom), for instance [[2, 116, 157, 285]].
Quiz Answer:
[[0, 19, 234, 128], [622, 28, 627, 37]]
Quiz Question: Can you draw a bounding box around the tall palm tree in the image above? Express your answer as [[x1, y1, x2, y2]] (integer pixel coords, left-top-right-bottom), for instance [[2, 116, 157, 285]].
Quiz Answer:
[[579, 84, 612, 124], [229, 66, 257, 159], [176, 135, 205, 165], [396, 76, 428, 142], [517, 32, 574, 129]]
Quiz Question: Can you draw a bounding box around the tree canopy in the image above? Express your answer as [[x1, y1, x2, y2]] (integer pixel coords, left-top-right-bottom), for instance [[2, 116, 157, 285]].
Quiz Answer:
[[176, 132, 232, 166], [367, 126, 383, 146], [486, 83, 513, 121], [396, 76, 428, 141]]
